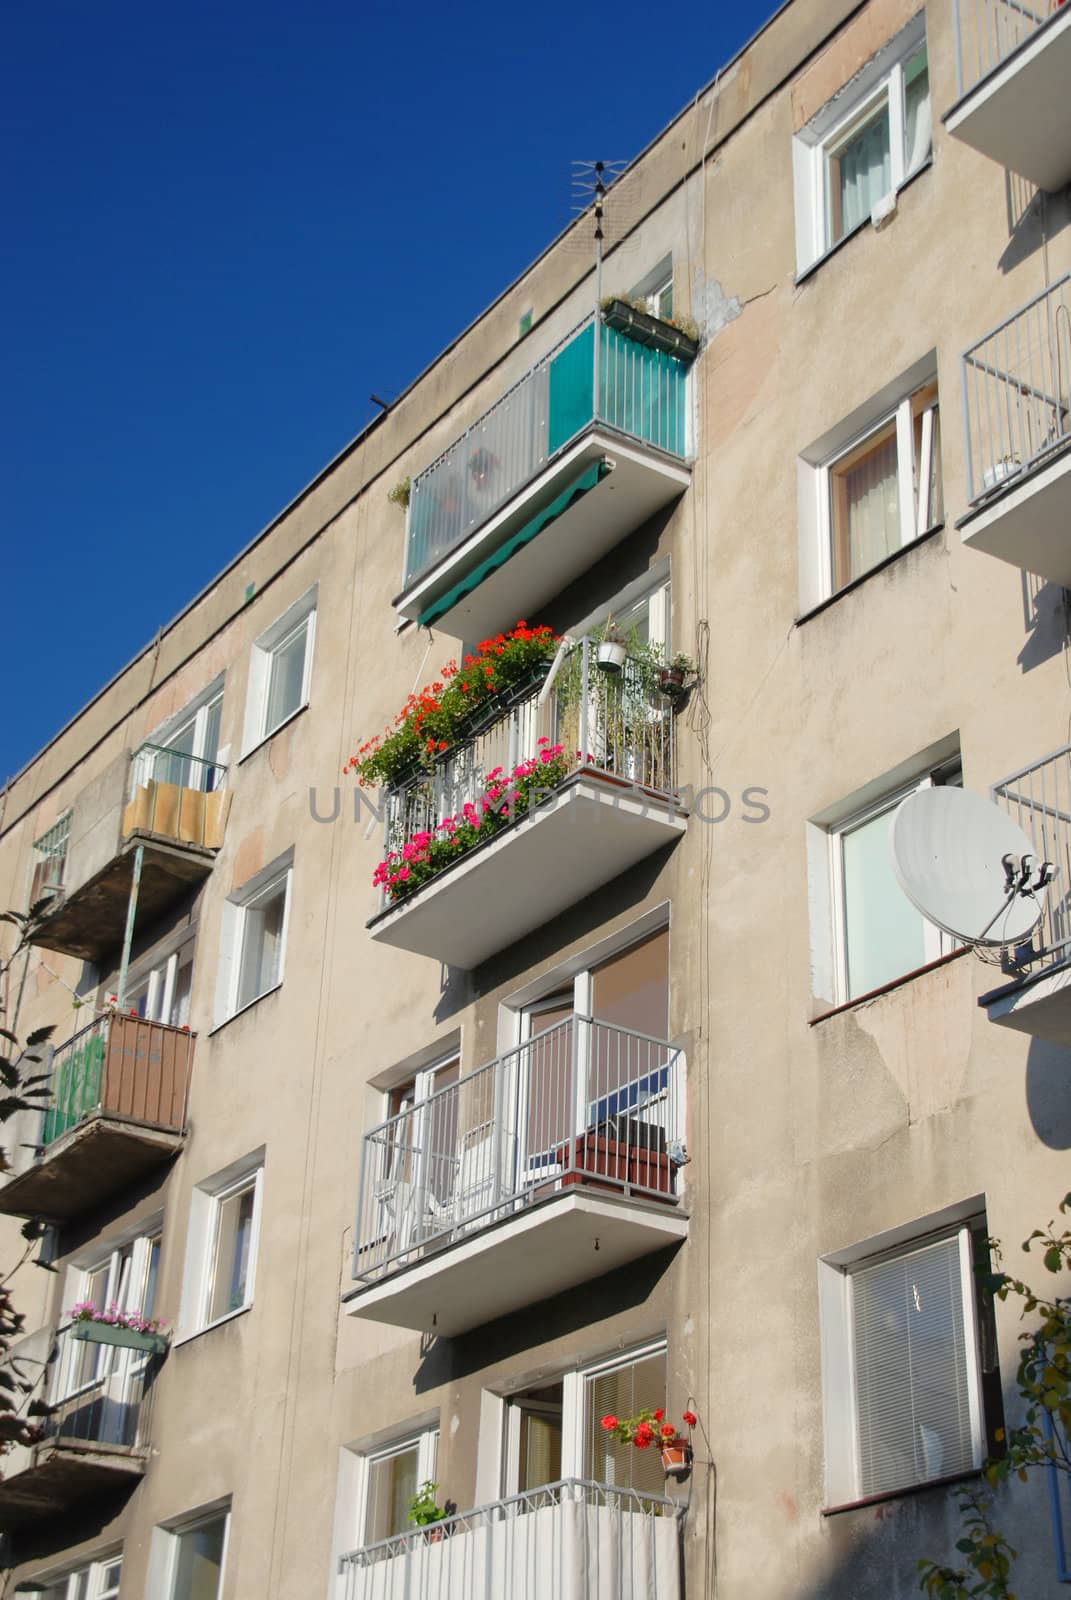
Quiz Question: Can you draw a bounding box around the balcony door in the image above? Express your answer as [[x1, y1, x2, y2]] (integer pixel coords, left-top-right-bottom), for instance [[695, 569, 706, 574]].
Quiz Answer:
[[125, 941, 195, 1028], [503, 1381, 564, 1496], [377, 1054, 460, 1261], [140, 682, 224, 796], [55, 1228, 161, 1449]]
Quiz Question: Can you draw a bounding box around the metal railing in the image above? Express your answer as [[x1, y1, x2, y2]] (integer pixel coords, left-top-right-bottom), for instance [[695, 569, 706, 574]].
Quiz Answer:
[[39, 1012, 194, 1149], [953, 0, 1065, 99], [339, 1478, 683, 1600], [353, 1015, 684, 1287], [378, 636, 676, 910], [962, 275, 1071, 505], [29, 812, 71, 907], [993, 743, 1071, 964], [124, 742, 228, 848], [404, 314, 692, 587]]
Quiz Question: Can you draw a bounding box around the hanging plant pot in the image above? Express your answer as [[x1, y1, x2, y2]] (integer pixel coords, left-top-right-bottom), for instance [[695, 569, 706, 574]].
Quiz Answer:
[[660, 1440, 693, 1478], [657, 666, 687, 697], [602, 299, 699, 362], [71, 1321, 169, 1357], [597, 639, 628, 674]]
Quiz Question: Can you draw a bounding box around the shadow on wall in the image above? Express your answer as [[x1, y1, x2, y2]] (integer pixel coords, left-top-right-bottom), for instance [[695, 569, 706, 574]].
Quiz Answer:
[[999, 181, 1070, 276], [1017, 575, 1071, 676], [411, 1241, 682, 1392], [7, 1478, 140, 1569], [1026, 1036, 1071, 1149]]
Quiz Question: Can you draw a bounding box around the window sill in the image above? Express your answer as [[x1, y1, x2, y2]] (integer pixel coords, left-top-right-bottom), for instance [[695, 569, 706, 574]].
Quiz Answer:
[[173, 1303, 253, 1349], [237, 701, 309, 766], [795, 523, 944, 627], [209, 982, 283, 1037], [822, 1466, 981, 1517], [810, 947, 969, 1025], [795, 158, 933, 286]]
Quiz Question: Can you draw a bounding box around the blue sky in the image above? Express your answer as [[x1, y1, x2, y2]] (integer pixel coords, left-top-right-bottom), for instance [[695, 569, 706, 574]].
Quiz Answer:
[[1, 0, 776, 782]]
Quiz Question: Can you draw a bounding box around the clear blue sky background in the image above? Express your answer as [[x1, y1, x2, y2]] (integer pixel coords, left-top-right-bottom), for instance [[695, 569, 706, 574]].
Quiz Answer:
[[2, 0, 776, 783]]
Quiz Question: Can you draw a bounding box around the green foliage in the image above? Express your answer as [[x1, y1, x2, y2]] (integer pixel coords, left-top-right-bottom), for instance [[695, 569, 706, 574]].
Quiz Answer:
[[917, 1196, 1071, 1597], [408, 1480, 447, 1528], [387, 477, 410, 509]]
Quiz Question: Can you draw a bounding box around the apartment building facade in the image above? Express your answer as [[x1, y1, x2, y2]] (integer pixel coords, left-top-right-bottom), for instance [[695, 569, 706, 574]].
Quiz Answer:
[[1, 0, 1069, 1596]]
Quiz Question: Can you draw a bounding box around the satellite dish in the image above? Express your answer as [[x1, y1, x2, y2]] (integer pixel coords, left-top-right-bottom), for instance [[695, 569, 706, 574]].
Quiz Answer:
[[891, 786, 1052, 948]]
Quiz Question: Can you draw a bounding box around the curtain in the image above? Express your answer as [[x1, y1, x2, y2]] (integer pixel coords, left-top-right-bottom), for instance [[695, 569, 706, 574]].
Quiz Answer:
[[834, 107, 891, 239], [833, 428, 900, 587]]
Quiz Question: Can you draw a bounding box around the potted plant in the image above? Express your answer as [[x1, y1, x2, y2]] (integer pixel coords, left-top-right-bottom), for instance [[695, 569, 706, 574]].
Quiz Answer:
[[981, 455, 1020, 493], [600, 1407, 697, 1478], [600, 294, 700, 361], [656, 653, 696, 699], [408, 1480, 448, 1541], [596, 620, 628, 674], [68, 1301, 169, 1356]]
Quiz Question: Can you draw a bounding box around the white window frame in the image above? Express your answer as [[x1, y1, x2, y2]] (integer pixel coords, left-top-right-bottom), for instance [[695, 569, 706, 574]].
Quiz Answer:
[[793, 14, 931, 275], [177, 1151, 265, 1341], [825, 754, 961, 1007], [818, 1203, 988, 1507], [142, 676, 226, 792], [27, 1551, 123, 1600], [630, 256, 674, 321], [56, 1224, 163, 1404], [215, 852, 293, 1025], [241, 586, 317, 755], [148, 1503, 231, 1600], [798, 357, 941, 611], [125, 935, 196, 1027], [356, 1428, 439, 1547]]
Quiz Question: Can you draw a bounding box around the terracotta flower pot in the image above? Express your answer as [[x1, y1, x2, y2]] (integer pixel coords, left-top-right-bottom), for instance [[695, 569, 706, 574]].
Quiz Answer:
[[661, 1440, 692, 1477]]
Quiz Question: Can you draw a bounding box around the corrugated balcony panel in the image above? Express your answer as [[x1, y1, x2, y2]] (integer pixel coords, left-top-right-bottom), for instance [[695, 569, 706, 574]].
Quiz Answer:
[[983, 743, 1071, 1044], [339, 1480, 683, 1600], [0, 1016, 193, 1220], [28, 744, 230, 963], [347, 1015, 688, 1334], [959, 275, 1071, 588], [396, 316, 692, 639], [946, 2, 1071, 190]]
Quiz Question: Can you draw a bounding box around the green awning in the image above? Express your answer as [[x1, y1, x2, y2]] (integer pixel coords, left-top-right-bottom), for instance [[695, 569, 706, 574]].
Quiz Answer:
[[417, 459, 611, 629]]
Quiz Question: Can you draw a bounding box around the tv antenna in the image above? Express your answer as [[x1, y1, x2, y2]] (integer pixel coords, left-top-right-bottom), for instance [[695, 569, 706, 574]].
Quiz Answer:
[[891, 786, 1055, 963], [568, 160, 632, 300]]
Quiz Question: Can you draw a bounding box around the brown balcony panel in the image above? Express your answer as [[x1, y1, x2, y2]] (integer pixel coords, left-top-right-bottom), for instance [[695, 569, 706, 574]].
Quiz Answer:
[[29, 833, 217, 962], [0, 1439, 146, 1529]]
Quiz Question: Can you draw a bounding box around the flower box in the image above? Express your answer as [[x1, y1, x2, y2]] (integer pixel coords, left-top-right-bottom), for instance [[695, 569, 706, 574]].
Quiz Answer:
[[71, 1321, 169, 1356], [557, 1133, 676, 1200], [601, 299, 699, 362]]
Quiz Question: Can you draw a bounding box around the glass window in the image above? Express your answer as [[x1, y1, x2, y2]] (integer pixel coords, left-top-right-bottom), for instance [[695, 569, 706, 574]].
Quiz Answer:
[[827, 100, 891, 245], [206, 1178, 258, 1323], [265, 618, 310, 737], [171, 1512, 228, 1600], [236, 874, 288, 1011], [360, 1429, 439, 1546], [585, 1348, 667, 1496], [244, 588, 316, 752]]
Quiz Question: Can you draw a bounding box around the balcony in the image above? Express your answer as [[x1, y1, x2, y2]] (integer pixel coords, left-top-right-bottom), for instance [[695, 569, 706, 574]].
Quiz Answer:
[[338, 1479, 682, 1600], [345, 1015, 687, 1336], [0, 1324, 157, 1529], [981, 743, 1071, 1042], [945, 1, 1071, 190], [367, 637, 687, 969], [395, 314, 693, 640], [30, 743, 231, 963], [0, 1014, 193, 1221], [959, 276, 1071, 588]]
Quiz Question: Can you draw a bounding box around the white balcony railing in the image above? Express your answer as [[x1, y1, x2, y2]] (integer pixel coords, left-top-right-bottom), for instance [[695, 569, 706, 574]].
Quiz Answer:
[[339, 1479, 683, 1600], [354, 1016, 684, 1288], [962, 275, 1071, 506], [993, 743, 1071, 966], [377, 635, 676, 915], [953, 0, 1066, 98]]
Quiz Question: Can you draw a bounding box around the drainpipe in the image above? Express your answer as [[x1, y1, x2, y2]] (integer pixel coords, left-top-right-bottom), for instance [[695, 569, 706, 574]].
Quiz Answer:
[[115, 844, 144, 1008]]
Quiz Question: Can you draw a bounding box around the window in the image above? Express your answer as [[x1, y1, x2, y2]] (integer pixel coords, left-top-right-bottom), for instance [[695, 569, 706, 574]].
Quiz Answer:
[[58, 1230, 162, 1404], [126, 940, 195, 1028], [150, 1507, 230, 1600], [179, 1152, 264, 1337], [630, 257, 673, 321], [29, 812, 71, 908], [242, 586, 316, 753], [360, 1429, 439, 1545], [33, 1554, 122, 1600], [216, 852, 293, 1023], [819, 1205, 1002, 1506], [582, 1345, 667, 1496], [793, 16, 931, 274], [140, 680, 225, 795], [821, 753, 961, 1005], [800, 363, 942, 608]]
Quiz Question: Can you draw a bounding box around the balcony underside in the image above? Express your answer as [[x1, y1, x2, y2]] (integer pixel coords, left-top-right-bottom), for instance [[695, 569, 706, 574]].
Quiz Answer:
[[368, 772, 687, 969], [395, 430, 690, 642], [0, 1114, 184, 1221], [345, 1188, 688, 1336], [982, 958, 1071, 1046], [945, 12, 1071, 191], [29, 831, 216, 962], [0, 1441, 145, 1529], [960, 448, 1071, 589]]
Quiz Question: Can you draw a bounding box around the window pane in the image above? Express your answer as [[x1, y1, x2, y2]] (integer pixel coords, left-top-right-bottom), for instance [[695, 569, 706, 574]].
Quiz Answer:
[[236, 883, 286, 1009], [173, 1515, 227, 1600], [853, 1235, 975, 1496], [828, 102, 891, 243], [201, 696, 223, 786], [207, 1185, 256, 1323], [170, 951, 194, 1027], [842, 804, 927, 999], [518, 1407, 563, 1492], [366, 1444, 421, 1543], [98, 1559, 123, 1599], [265, 622, 308, 735], [143, 1236, 161, 1322], [587, 1350, 667, 1495], [904, 47, 931, 171], [68, 1261, 110, 1390], [830, 422, 900, 589]]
